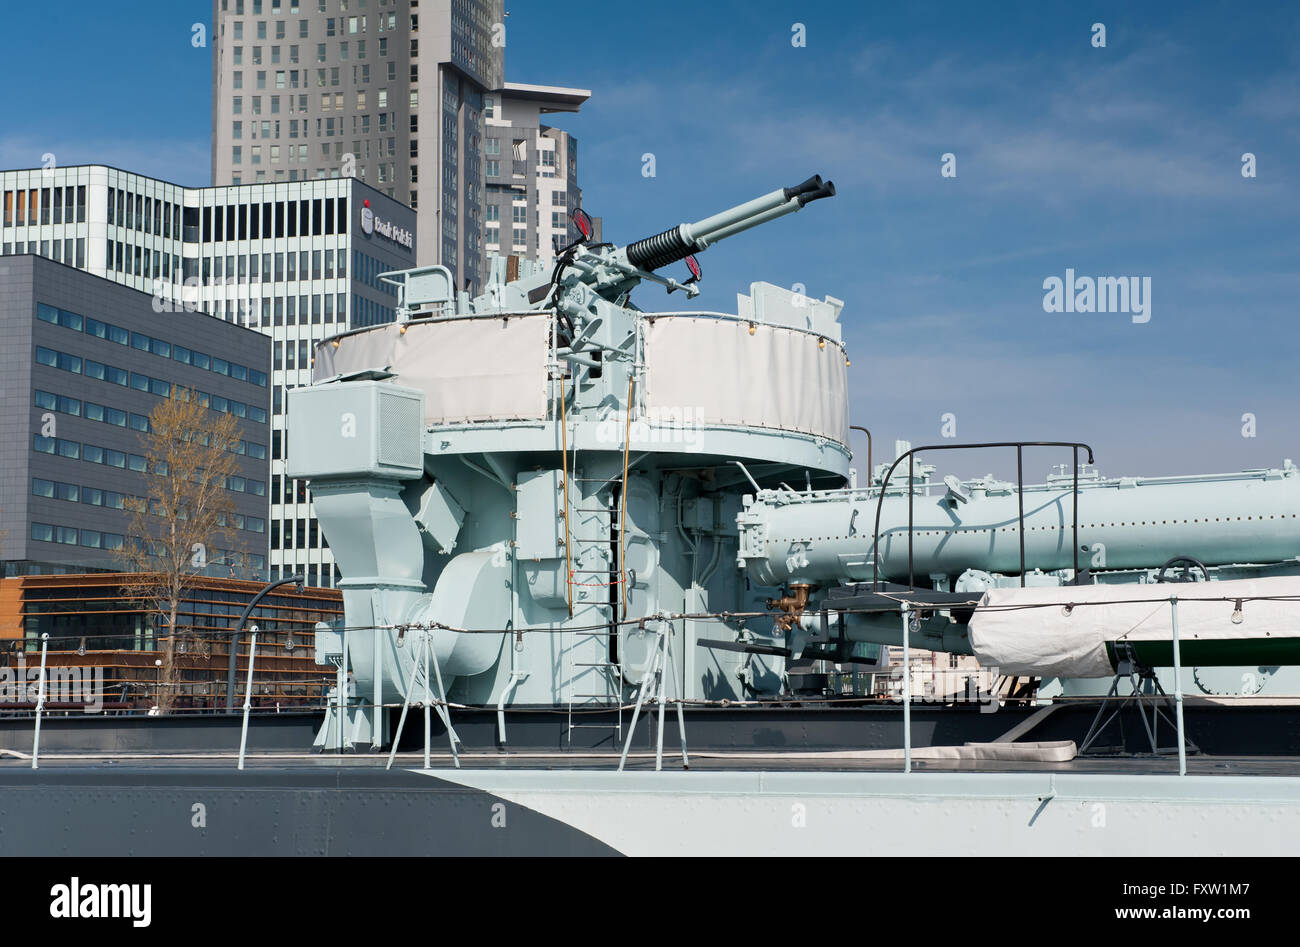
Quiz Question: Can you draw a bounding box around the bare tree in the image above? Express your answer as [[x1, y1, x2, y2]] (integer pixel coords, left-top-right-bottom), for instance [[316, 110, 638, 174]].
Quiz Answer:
[[120, 388, 242, 713]]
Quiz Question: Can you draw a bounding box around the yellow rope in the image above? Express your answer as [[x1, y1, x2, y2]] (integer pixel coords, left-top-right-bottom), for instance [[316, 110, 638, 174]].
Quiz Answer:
[[559, 372, 573, 618], [620, 374, 635, 620]]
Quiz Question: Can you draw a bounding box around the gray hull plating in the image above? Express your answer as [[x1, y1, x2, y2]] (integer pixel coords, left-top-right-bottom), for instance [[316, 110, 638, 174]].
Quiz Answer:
[[3, 761, 1300, 857]]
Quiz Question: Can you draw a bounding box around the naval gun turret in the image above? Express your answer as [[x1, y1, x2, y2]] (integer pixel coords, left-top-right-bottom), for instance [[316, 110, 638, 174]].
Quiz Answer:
[[288, 174, 849, 746]]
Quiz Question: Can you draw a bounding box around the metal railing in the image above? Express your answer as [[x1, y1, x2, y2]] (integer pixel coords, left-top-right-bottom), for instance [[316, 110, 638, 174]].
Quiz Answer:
[[870, 441, 1096, 591]]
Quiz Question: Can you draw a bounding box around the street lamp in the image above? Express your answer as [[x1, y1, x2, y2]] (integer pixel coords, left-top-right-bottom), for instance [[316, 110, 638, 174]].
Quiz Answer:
[[225, 573, 304, 711]]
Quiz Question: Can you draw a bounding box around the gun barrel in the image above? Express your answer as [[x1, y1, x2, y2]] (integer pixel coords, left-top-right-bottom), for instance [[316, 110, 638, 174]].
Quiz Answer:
[[620, 173, 836, 272]]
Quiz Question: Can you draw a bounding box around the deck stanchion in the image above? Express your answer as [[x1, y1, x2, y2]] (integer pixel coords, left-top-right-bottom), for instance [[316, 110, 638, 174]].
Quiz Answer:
[[237, 626, 259, 770], [337, 627, 348, 752], [422, 632, 432, 772], [901, 605, 912, 774], [31, 633, 49, 770], [1170, 596, 1187, 777]]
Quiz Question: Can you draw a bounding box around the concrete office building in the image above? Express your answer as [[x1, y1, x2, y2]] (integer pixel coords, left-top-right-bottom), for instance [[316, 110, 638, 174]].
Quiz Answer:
[[483, 82, 597, 268], [211, 0, 505, 293], [0, 255, 271, 579], [0, 164, 417, 587]]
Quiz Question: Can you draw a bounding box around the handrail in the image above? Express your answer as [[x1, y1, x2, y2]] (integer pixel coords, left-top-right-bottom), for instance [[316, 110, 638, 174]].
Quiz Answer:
[[870, 442, 1096, 591], [850, 425, 872, 487]]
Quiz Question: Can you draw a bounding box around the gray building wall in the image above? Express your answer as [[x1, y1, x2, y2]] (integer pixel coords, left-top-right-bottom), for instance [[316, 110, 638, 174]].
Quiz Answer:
[[0, 256, 271, 578]]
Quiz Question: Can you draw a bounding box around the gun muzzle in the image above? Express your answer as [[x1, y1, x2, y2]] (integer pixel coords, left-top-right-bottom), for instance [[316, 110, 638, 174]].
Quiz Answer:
[[621, 172, 837, 271], [796, 178, 836, 206], [783, 174, 827, 201]]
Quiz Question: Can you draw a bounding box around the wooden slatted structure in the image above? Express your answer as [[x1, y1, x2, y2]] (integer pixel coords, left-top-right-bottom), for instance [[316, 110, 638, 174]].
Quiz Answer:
[[0, 573, 342, 711]]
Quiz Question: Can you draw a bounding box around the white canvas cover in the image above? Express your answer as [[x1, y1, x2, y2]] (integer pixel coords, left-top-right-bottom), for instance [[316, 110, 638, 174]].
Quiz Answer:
[[314, 315, 550, 425], [643, 316, 849, 445], [967, 576, 1300, 677]]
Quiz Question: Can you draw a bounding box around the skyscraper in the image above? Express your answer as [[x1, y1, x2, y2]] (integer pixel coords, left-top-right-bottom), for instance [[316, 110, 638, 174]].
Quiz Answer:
[[483, 82, 598, 269], [210, 0, 504, 293]]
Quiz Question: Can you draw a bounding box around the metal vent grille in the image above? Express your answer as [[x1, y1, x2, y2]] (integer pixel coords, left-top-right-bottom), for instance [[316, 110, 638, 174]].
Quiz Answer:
[[376, 391, 422, 471]]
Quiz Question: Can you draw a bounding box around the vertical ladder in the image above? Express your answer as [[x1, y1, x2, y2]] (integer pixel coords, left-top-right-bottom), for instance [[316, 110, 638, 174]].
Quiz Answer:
[[564, 479, 625, 748]]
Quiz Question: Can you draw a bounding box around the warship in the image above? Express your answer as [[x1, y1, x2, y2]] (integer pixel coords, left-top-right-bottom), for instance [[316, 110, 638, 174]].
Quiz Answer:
[[3, 173, 1300, 857]]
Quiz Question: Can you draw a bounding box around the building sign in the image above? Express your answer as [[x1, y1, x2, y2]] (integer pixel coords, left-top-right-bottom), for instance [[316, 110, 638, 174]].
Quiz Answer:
[[360, 199, 413, 250]]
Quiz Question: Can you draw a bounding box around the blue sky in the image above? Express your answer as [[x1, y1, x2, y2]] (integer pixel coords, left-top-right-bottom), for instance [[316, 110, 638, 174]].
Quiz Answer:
[[3, 0, 1297, 480]]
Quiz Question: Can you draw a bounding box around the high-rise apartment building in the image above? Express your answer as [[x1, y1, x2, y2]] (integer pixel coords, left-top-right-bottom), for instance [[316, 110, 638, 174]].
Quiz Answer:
[[211, 0, 505, 293], [0, 164, 416, 588], [483, 82, 598, 268]]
